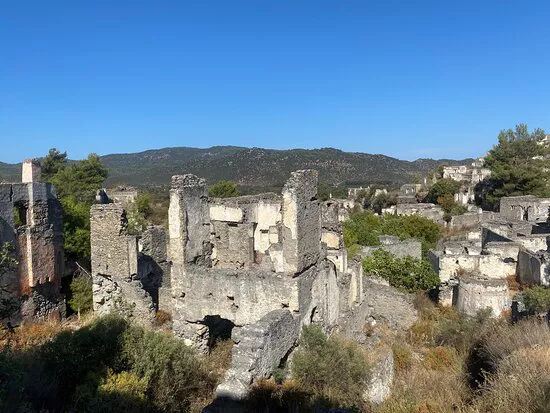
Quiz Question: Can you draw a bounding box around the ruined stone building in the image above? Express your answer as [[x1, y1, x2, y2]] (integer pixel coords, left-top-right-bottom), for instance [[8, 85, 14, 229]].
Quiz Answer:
[[428, 195, 550, 317], [91, 170, 384, 400], [442, 160, 491, 206], [0, 160, 65, 322]]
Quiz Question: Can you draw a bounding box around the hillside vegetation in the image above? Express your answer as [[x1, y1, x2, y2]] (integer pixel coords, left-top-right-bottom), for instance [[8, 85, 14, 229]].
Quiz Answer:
[[0, 146, 471, 189]]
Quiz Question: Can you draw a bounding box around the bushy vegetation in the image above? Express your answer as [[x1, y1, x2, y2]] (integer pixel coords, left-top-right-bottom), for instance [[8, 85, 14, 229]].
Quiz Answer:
[[427, 178, 461, 204], [353, 187, 397, 214], [0, 315, 227, 413], [343, 211, 440, 256], [43, 149, 109, 260], [247, 324, 370, 411], [292, 325, 370, 407], [426, 178, 468, 221], [0, 242, 18, 319], [372, 294, 550, 413], [67, 275, 93, 317], [208, 180, 239, 198], [127, 192, 154, 235], [482, 124, 549, 210], [362, 249, 439, 292], [522, 286, 550, 314]]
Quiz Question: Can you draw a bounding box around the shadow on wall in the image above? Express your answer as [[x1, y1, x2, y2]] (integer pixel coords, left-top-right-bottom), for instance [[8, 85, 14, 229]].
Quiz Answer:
[[137, 254, 163, 309]]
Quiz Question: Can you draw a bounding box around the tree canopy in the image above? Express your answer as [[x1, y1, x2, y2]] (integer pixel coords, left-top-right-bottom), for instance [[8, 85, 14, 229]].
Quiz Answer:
[[208, 180, 239, 198], [46, 151, 109, 260], [482, 124, 549, 210], [427, 178, 461, 204], [41, 148, 68, 182], [51, 153, 108, 204]]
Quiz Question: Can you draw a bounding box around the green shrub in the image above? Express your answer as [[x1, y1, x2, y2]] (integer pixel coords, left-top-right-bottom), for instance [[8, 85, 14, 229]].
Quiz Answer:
[[121, 326, 216, 412], [523, 286, 550, 314], [427, 178, 461, 203], [362, 249, 439, 292], [208, 180, 239, 198], [292, 325, 370, 408], [0, 315, 222, 413], [343, 211, 382, 247], [68, 276, 93, 317], [342, 212, 441, 256]]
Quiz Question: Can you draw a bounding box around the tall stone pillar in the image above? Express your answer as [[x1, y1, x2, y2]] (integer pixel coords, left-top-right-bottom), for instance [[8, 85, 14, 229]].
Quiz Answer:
[[281, 170, 321, 274], [168, 174, 211, 296]]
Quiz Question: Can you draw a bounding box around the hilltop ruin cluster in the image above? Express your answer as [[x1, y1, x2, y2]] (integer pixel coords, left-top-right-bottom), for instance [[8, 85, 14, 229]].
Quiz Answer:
[[2, 157, 550, 401]]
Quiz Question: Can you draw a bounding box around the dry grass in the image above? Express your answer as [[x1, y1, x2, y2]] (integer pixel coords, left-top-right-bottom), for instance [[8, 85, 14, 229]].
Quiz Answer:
[[377, 355, 470, 413], [0, 319, 66, 350], [392, 342, 414, 372], [203, 339, 234, 380], [506, 273, 521, 291], [468, 346, 550, 413], [152, 309, 172, 328], [476, 319, 550, 370]]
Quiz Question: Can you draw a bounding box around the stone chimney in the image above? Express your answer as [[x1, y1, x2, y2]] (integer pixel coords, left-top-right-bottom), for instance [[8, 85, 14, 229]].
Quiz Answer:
[[22, 159, 41, 183]]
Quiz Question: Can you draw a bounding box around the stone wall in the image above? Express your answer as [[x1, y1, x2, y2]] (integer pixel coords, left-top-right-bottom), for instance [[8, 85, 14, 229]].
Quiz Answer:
[[281, 170, 321, 274], [168, 174, 211, 300], [455, 275, 509, 317], [448, 211, 497, 230], [90, 204, 137, 277], [500, 195, 550, 223], [395, 203, 445, 223], [432, 253, 516, 282], [92, 273, 155, 326], [90, 204, 155, 323], [0, 172, 64, 322], [138, 225, 169, 310], [518, 250, 550, 286], [216, 310, 300, 400], [209, 194, 283, 270], [360, 236, 422, 260]]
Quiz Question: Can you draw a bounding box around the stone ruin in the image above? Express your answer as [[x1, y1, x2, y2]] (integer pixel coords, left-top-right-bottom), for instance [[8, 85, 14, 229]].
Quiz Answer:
[[0, 160, 65, 323], [428, 195, 550, 317], [90, 169, 392, 401]]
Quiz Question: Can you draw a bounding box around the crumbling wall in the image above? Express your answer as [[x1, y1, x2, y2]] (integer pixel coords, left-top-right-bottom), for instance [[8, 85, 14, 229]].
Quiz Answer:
[[500, 196, 550, 223], [0, 163, 65, 322], [436, 254, 516, 282], [448, 211, 497, 230], [138, 225, 169, 310], [518, 250, 550, 286], [455, 275, 509, 317], [90, 204, 137, 277], [360, 236, 422, 260], [90, 204, 154, 324], [172, 267, 300, 332], [395, 203, 444, 223], [168, 174, 211, 300], [281, 170, 321, 274], [216, 309, 300, 400], [321, 200, 347, 273], [92, 273, 155, 325]]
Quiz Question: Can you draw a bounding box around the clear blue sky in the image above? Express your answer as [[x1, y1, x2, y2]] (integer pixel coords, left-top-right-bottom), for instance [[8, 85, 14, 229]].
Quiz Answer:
[[1, 1, 549, 163]]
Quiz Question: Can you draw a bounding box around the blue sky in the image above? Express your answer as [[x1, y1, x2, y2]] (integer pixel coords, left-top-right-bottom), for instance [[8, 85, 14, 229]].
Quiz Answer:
[[1, 1, 549, 163]]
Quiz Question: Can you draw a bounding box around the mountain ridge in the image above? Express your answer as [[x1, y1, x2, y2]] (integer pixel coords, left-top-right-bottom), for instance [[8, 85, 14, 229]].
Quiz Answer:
[[0, 146, 474, 189]]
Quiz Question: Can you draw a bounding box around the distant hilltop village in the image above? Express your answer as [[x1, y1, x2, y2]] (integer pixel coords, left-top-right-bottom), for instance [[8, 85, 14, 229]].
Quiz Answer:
[[2, 139, 550, 404]]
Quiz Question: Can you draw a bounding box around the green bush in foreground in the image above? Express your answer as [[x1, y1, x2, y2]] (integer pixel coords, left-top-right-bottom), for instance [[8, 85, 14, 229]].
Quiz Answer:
[[292, 324, 370, 408], [0, 315, 218, 413], [362, 249, 439, 292]]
